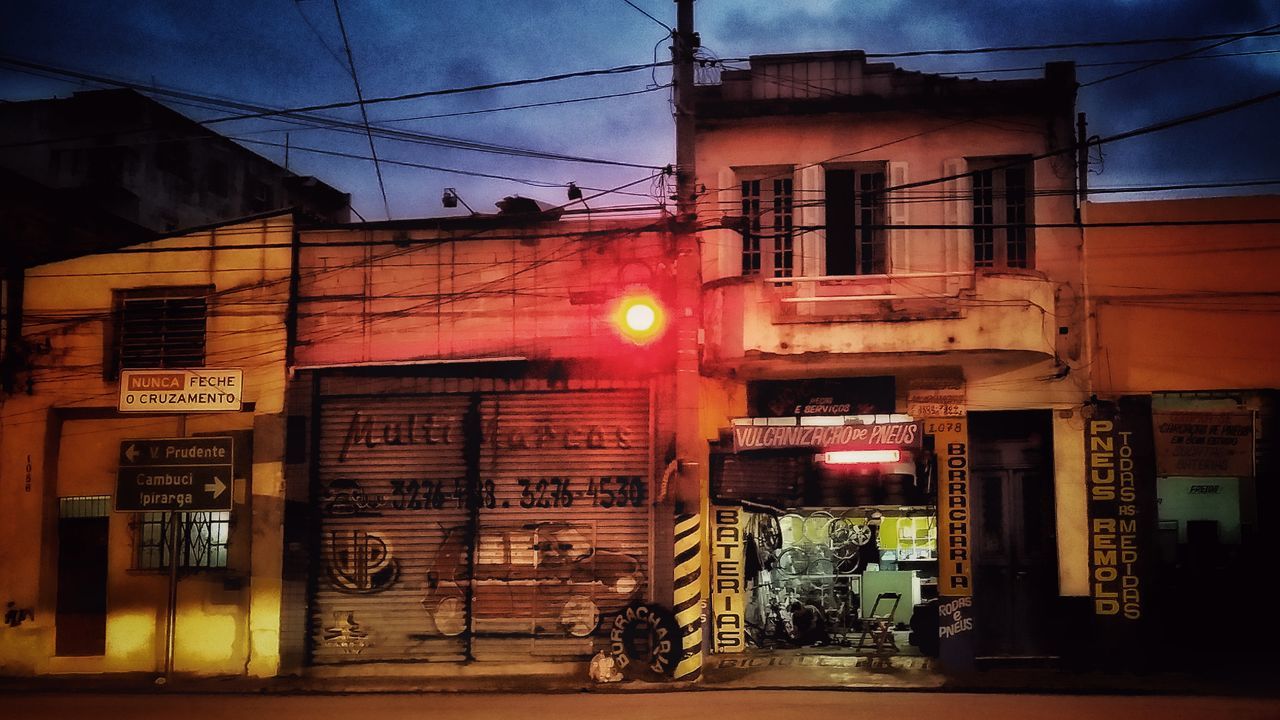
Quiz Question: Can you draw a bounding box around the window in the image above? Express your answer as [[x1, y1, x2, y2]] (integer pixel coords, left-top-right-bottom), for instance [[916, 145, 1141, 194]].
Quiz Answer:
[[113, 287, 209, 375], [741, 175, 794, 278], [825, 165, 887, 275], [135, 511, 230, 570], [971, 159, 1032, 269]]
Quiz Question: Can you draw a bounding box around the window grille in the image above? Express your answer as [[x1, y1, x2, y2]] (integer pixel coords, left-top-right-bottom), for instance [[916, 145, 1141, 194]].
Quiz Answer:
[[59, 495, 110, 518], [135, 511, 230, 570], [116, 288, 208, 372]]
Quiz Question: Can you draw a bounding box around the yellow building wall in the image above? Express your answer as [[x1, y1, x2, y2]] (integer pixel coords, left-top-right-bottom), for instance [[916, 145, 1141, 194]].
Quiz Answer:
[[1084, 196, 1280, 394], [0, 214, 292, 676]]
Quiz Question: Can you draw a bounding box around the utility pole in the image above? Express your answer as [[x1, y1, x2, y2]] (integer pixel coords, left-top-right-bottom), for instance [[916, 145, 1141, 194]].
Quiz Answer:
[[667, 0, 705, 682]]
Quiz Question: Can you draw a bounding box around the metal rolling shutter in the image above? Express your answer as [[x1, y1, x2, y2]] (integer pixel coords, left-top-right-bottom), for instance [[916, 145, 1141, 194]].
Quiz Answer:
[[473, 389, 650, 661], [311, 395, 472, 664]]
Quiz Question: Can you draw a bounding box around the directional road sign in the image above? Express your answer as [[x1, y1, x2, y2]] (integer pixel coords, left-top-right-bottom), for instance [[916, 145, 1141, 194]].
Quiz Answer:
[[115, 437, 235, 512]]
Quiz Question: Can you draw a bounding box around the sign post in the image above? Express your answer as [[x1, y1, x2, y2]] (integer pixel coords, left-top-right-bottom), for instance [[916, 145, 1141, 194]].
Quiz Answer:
[[115, 437, 234, 513], [115, 435, 234, 682]]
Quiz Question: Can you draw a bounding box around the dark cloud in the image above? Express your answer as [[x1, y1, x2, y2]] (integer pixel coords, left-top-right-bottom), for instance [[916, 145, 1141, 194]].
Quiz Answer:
[[1, 0, 1276, 217]]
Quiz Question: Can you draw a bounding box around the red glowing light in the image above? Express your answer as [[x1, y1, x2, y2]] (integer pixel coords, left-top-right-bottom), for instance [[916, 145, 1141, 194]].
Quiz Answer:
[[613, 292, 665, 345], [819, 449, 902, 465]]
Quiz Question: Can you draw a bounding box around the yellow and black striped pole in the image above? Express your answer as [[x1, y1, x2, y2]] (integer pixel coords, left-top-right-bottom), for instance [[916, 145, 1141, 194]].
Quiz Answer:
[[672, 512, 703, 680]]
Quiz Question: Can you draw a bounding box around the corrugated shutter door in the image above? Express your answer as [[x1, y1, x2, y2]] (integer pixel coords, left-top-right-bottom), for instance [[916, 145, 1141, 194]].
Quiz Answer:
[[474, 390, 650, 660], [311, 396, 471, 664]]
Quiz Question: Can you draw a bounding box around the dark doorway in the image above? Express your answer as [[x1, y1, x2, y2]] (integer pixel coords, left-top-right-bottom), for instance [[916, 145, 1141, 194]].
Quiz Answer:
[[55, 515, 109, 656], [969, 411, 1058, 659]]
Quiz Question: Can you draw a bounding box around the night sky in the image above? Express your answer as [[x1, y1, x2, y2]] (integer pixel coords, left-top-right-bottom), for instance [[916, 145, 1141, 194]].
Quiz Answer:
[[2, 0, 1278, 220]]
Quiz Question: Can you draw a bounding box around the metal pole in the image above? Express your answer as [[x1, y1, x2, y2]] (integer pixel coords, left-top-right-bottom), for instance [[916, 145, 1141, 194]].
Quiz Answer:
[[163, 509, 179, 682], [160, 414, 187, 684]]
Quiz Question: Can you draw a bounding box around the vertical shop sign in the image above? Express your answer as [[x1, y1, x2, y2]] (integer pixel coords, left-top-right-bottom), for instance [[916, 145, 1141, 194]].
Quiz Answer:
[[710, 506, 746, 652], [931, 419, 972, 597], [929, 418, 975, 671], [1085, 398, 1156, 659]]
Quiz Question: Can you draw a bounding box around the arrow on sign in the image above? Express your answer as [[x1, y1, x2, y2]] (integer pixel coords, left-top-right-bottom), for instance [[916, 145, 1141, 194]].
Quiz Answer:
[[125, 444, 140, 463], [204, 476, 227, 499]]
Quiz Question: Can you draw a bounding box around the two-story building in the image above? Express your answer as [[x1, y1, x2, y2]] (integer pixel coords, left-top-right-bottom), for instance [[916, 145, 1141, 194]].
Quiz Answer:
[[692, 51, 1089, 667]]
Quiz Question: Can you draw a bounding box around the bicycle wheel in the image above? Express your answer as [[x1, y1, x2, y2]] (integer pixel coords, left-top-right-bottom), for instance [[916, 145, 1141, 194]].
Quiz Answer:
[[753, 513, 782, 554], [803, 510, 835, 544], [779, 513, 806, 546], [776, 547, 811, 577]]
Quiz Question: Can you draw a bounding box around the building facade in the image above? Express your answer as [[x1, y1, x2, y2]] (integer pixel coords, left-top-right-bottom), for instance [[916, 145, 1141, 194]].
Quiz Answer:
[[0, 213, 294, 677], [279, 213, 688, 676], [691, 52, 1090, 666], [1082, 195, 1280, 666]]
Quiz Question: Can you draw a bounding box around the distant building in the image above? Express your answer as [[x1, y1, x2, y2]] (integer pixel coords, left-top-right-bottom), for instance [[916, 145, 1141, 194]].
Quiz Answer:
[[0, 88, 348, 391], [0, 88, 349, 263]]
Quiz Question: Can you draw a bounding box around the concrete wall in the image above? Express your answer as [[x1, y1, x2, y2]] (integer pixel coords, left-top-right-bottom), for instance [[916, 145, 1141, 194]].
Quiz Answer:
[[295, 220, 673, 367], [1083, 195, 1280, 394], [0, 214, 292, 676]]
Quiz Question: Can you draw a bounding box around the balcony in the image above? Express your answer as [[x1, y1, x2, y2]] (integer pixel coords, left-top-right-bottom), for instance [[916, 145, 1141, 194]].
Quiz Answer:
[[702, 271, 1058, 371]]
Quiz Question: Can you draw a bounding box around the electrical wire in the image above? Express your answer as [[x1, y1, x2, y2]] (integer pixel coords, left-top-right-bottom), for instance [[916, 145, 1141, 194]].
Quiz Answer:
[[330, 0, 391, 220], [617, 0, 671, 31]]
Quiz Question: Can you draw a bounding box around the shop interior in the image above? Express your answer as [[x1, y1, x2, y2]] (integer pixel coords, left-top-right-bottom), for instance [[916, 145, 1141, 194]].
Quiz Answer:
[[718, 447, 940, 656]]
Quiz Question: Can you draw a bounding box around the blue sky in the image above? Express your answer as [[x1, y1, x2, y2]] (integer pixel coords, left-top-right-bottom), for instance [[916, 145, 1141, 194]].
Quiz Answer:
[[2, 0, 1278, 220]]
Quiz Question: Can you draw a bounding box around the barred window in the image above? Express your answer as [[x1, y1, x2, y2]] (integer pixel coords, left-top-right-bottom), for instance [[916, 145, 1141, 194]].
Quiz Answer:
[[135, 512, 230, 570], [114, 287, 208, 374], [971, 158, 1033, 270]]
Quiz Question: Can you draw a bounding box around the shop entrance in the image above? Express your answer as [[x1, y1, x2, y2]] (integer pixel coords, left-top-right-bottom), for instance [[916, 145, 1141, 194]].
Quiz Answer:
[[969, 411, 1058, 660]]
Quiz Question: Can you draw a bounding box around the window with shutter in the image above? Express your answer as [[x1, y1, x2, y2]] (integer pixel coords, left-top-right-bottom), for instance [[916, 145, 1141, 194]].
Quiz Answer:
[[824, 164, 887, 276], [969, 157, 1034, 270], [112, 286, 209, 376], [739, 172, 795, 278]]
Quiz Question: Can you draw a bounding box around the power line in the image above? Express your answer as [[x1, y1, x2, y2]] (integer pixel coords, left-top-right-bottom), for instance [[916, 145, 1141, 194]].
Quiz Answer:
[[617, 0, 671, 31], [330, 0, 391, 219], [1081, 21, 1280, 87], [777, 28, 1280, 60], [935, 47, 1280, 78], [197, 60, 670, 125]]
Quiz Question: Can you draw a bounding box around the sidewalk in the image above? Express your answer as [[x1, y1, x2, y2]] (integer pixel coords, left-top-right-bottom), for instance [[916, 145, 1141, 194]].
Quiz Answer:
[[3, 662, 1278, 697]]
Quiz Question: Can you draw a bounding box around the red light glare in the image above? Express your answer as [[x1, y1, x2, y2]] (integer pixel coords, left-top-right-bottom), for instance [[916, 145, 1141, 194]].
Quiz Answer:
[[819, 449, 902, 465], [613, 292, 665, 345]]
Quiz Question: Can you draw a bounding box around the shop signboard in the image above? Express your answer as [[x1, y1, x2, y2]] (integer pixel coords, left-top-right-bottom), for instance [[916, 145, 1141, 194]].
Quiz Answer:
[[907, 381, 965, 418], [729, 420, 924, 453], [1153, 411, 1254, 477], [746, 378, 895, 417], [115, 437, 235, 512], [1085, 398, 1156, 662], [710, 506, 747, 653], [118, 369, 243, 413], [929, 417, 975, 671]]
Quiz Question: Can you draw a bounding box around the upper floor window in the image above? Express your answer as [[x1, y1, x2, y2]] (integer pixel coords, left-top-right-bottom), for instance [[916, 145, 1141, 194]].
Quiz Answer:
[[825, 165, 887, 276], [111, 286, 209, 377], [741, 175, 794, 278], [971, 158, 1032, 269]]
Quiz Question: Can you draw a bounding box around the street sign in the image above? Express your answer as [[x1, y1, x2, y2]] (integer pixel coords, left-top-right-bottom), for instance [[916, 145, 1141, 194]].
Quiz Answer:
[[115, 437, 235, 512], [118, 369, 243, 413]]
